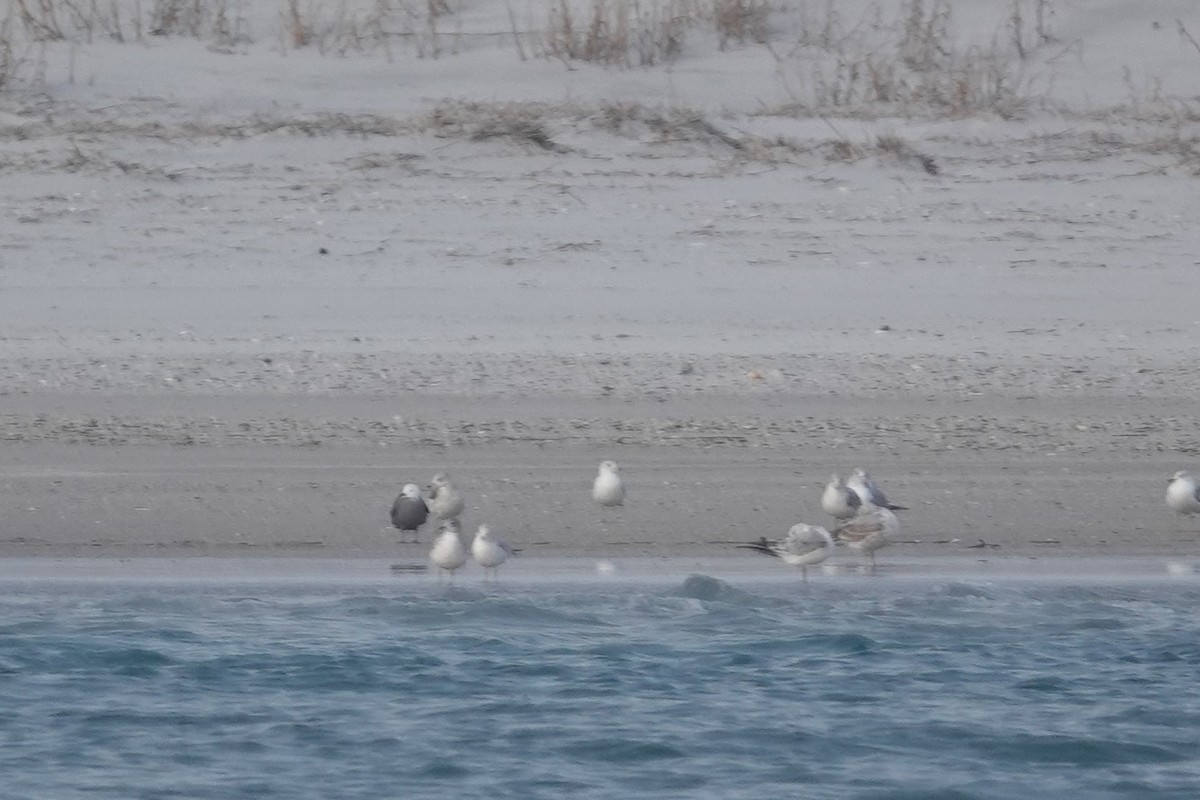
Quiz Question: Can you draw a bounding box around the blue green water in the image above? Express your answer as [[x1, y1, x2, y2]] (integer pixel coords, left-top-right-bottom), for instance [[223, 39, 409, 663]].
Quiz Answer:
[[2, 566, 1198, 799]]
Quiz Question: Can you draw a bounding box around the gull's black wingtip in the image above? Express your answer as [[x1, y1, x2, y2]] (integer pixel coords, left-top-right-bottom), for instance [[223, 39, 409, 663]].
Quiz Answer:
[[736, 537, 776, 556]]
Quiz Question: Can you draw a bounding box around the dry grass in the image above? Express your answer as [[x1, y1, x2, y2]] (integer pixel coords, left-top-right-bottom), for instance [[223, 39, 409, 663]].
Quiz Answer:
[[868, 132, 939, 173], [4, 91, 1198, 181], [6, 0, 251, 48], [13, 0, 66, 41], [526, 0, 776, 67], [580, 102, 943, 169], [815, 127, 941, 174], [518, 0, 1065, 117], [279, 0, 473, 58], [764, 0, 1055, 119], [419, 99, 827, 164], [426, 100, 570, 152], [538, 0, 690, 67], [712, 0, 769, 48], [1, 0, 429, 55], [470, 113, 568, 152], [0, 0, 1195, 128], [281, 0, 396, 56], [1124, 128, 1200, 177], [0, 13, 16, 89], [1009, 0, 1056, 61]]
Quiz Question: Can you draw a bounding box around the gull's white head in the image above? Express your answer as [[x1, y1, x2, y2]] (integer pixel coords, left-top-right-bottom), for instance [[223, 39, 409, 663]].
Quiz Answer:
[[852, 467, 869, 479], [829, 473, 842, 485], [476, 524, 491, 540], [1171, 470, 1193, 482], [429, 473, 459, 497], [789, 522, 832, 541], [401, 483, 422, 500], [599, 460, 619, 474], [441, 518, 460, 533]]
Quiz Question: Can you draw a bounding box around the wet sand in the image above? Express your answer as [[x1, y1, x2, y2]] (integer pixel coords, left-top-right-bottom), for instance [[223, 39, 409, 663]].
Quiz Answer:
[[3, 382, 1199, 561], [0, 553, 1194, 587]]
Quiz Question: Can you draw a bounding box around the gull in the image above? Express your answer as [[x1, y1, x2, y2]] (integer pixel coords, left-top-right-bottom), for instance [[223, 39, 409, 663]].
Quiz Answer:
[[834, 502, 898, 569], [592, 460, 626, 507], [738, 523, 834, 581], [847, 468, 907, 511], [390, 483, 429, 543], [427, 472, 466, 522], [429, 518, 468, 578], [1166, 470, 1200, 516], [821, 473, 862, 521], [472, 524, 515, 579]]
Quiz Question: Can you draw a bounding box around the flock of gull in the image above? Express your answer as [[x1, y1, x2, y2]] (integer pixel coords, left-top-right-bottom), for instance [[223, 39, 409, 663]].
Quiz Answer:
[[390, 461, 628, 579], [739, 468, 905, 579], [392, 465, 1200, 580]]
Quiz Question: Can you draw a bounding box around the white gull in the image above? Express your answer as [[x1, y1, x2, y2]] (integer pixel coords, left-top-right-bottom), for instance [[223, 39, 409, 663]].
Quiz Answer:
[[592, 460, 626, 507], [739, 523, 835, 581], [427, 472, 466, 521], [1166, 470, 1200, 516], [820, 473, 862, 521], [472, 524, 515, 579], [429, 519, 468, 577], [847, 468, 907, 511]]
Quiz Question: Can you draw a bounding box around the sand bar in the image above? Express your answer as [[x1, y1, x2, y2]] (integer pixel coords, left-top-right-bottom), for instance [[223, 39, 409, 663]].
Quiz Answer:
[[2, 1, 1199, 561]]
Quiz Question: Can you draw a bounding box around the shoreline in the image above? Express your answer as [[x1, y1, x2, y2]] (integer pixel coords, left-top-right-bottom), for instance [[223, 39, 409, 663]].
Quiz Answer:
[[4, 433, 1200, 560], [0, 553, 1195, 585], [4, 386, 1200, 561]]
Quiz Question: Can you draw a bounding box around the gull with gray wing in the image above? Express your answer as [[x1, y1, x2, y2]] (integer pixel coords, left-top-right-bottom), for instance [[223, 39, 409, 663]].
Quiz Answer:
[[429, 518, 468, 578], [739, 523, 834, 581], [390, 483, 429, 543], [821, 473, 862, 521], [847, 468, 907, 511], [472, 524, 515, 579], [834, 502, 898, 569], [427, 472, 466, 522]]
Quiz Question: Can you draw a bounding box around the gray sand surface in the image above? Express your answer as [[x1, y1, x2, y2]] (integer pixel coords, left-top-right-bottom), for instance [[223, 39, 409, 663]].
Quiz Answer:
[[3, 384, 1199, 561]]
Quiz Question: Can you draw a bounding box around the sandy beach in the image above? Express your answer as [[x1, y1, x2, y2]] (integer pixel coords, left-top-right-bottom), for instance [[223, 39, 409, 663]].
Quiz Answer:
[[4, 376, 1199, 561], [2, 0, 1200, 564]]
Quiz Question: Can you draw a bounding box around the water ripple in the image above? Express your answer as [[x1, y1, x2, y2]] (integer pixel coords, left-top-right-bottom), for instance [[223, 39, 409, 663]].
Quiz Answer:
[[0, 579, 1198, 800]]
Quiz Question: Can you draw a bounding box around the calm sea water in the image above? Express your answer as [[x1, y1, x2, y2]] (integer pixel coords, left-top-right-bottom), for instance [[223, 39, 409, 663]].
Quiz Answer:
[[2, 563, 1199, 799]]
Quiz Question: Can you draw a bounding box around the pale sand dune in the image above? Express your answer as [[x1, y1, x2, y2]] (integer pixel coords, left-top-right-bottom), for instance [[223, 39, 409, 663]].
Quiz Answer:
[[1, 1, 1199, 560]]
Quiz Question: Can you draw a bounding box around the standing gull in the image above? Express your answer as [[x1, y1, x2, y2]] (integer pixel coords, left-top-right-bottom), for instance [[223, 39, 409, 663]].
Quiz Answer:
[[847, 468, 907, 511], [834, 502, 898, 569], [1166, 471, 1200, 517], [429, 519, 468, 578], [472, 524, 514, 579], [592, 460, 626, 507], [390, 483, 429, 543], [821, 474, 862, 521], [427, 472, 466, 522], [739, 523, 834, 582]]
